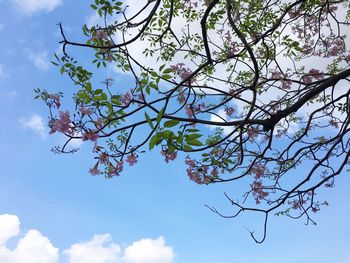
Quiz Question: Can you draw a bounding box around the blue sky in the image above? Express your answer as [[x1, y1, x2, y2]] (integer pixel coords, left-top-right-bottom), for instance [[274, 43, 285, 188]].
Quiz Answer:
[[0, 0, 350, 262]]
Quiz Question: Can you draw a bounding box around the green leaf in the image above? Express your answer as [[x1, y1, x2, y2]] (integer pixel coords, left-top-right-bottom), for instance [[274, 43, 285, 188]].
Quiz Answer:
[[183, 145, 193, 151], [186, 133, 202, 140], [163, 68, 173, 74], [149, 134, 162, 150], [156, 108, 164, 123], [187, 139, 203, 146], [145, 112, 154, 129], [150, 71, 158, 78], [77, 92, 90, 100], [164, 119, 180, 128], [94, 89, 103, 95], [186, 128, 199, 133], [162, 130, 174, 139], [85, 82, 92, 92]]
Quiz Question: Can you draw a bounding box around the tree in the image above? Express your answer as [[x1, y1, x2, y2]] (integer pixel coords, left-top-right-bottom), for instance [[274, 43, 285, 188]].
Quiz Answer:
[[37, 0, 350, 242]]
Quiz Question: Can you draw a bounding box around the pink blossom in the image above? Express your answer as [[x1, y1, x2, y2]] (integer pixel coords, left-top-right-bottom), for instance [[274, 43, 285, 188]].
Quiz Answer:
[[329, 119, 339, 128], [79, 107, 93, 115], [50, 111, 74, 135], [311, 206, 320, 213], [302, 75, 313, 84], [98, 153, 109, 164], [308, 69, 324, 80], [282, 79, 292, 89], [82, 131, 99, 141], [54, 100, 61, 109], [224, 107, 235, 116], [289, 199, 301, 210], [271, 71, 292, 89], [251, 180, 269, 204], [211, 168, 218, 177], [89, 162, 101, 176], [121, 90, 133, 106], [247, 127, 259, 141], [95, 30, 107, 40], [251, 163, 265, 179], [138, 93, 145, 102], [109, 161, 123, 176], [177, 93, 186, 104], [126, 154, 138, 166], [187, 168, 204, 184], [171, 63, 194, 83], [49, 94, 60, 108], [344, 54, 350, 63], [96, 117, 103, 129], [185, 157, 195, 167], [185, 104, 194, 117], [161, 150, 177, 163]]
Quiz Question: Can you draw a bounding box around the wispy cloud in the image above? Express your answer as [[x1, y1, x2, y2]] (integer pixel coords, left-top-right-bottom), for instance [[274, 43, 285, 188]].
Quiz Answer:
[[10, 0, 62, 15], [19, 114, 47, 139], [5, 90, 18, 101], [0, 214, 175, 263], [86, 13, 104, 28], [0, 64, 8, 80], [25, 50, 50, 71]]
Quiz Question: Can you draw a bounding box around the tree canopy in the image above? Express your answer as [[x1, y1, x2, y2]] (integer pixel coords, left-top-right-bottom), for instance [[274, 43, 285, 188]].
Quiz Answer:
[[37, 0, 350, 242]]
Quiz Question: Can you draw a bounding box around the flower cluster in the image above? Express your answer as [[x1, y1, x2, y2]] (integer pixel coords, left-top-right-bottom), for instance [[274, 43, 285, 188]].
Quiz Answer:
[[50, 111, 74, 135], [79, 107, 93, 115], [251, 180, 269, 204], [271, 71, 292, 89], [121, 89, 134, 106], [48, 94, 61, 109], [82, 131, 99, 141], [224, 107, 235, 117], [125, 154, 138, 166], [251, 163, 266, 179], [302, 69, 325, 84], [185, 157, 216, 184], [247, 127, 260, 141], [185, 102, 205, 118], [161, 150, 177, 163], [171, 63, 195, 83]]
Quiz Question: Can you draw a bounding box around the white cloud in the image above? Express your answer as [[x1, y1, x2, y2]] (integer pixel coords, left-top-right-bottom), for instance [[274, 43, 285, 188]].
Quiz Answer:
[[65, 235, 174, 263], [25, 50, 50, 71], [123, 237, 174, 263], [0, 214, 175, 263], [0, 214, 59, 263], [209, 109, 235, 136], [10, 0, 62, 15], [0, 214, 20, 245], [19, 114, 47, 138], [64, 234, 121, 263]]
